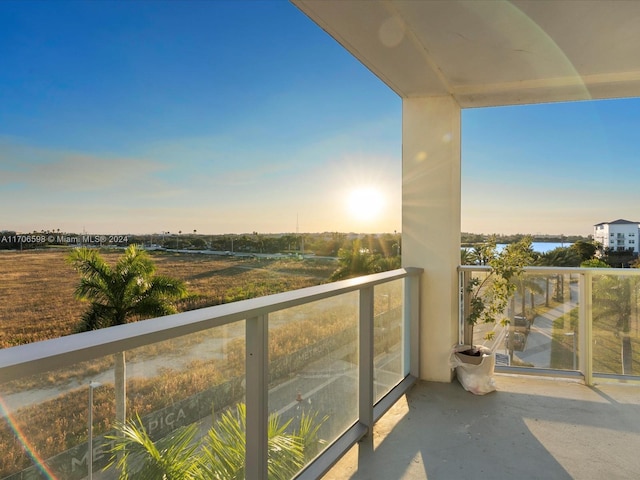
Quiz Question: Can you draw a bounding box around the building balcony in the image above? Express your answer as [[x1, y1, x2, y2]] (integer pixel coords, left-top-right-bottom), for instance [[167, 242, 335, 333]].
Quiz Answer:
[[2, 266, 640, 479], [4, 1, 640, 478], [324, 374, 640, 479], [325, 265, 640, 479], [0, 268, 420, 480]]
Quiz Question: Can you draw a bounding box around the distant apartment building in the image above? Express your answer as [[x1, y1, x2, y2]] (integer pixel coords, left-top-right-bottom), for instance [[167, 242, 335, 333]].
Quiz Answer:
[[594, 219, 640, 253]]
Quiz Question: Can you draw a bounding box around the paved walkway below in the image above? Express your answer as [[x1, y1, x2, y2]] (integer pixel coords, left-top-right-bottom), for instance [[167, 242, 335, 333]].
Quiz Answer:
[[515, 297, 578, 368]]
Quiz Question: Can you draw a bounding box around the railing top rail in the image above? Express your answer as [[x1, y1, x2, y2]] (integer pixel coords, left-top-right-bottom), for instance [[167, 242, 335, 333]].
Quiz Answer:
[[458, 265, 640, 276], [0, 267, 422, 382]]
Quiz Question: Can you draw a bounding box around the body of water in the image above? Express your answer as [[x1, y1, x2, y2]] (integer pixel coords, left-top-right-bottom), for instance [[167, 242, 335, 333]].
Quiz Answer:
[[497, 242, 572, 254]]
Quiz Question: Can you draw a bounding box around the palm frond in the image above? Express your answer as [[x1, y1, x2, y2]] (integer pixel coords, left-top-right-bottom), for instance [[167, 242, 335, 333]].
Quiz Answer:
[[106, 414, 202, 480], [68, 248, 113, 283], [296, 409, 328, 460], [109, 402, 327, 479], [68, 245, 189, 330]]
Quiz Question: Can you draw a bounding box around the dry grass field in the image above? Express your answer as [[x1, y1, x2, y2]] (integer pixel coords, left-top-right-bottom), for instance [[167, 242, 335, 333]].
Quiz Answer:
[[0, 248, 347, 477], [0, 248, 337, 349]]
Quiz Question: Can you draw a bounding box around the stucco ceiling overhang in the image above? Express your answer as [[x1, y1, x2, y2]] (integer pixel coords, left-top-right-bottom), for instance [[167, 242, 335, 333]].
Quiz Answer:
[[293, 0, 640, 108]]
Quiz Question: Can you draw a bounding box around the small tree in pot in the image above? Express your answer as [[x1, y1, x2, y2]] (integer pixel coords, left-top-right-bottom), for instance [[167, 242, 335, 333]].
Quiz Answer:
[[465, 236, 535, 344], [453, 237, 534, 394]]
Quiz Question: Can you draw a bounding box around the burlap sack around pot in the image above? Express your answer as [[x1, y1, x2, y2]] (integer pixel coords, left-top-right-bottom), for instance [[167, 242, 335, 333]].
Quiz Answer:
[[450, 344, 496, 395]]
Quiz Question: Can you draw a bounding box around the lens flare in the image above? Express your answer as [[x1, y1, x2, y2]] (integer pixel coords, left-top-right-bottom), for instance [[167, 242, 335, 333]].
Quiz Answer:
[[0, 396, 59, 479]]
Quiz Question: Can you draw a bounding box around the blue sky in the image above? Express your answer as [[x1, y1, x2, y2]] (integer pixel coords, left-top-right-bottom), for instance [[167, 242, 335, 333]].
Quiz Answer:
[[1, 1, 637, 237], [463, 99, 640, 236]]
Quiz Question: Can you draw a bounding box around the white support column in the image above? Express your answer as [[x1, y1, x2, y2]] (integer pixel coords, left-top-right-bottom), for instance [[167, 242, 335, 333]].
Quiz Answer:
[[402, 96, 461, 382]]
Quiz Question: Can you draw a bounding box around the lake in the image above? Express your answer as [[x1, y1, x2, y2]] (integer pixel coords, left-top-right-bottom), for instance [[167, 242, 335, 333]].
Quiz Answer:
[[497, 242, 572, 254]]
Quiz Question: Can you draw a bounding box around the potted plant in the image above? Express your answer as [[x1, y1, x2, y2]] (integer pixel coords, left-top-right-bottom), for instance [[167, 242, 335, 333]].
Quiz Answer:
[[452, 237, 534, 394]]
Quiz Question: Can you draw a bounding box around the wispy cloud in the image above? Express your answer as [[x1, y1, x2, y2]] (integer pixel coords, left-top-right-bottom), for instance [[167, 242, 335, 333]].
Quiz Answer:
[[0, 139, 169, 192]]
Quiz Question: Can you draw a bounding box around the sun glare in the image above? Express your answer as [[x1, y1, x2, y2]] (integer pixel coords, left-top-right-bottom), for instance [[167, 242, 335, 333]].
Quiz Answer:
[[347, 187, 385, 222]]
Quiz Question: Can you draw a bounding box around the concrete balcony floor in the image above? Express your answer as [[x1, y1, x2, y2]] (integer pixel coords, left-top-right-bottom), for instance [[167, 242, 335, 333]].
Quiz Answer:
[[323, 374, 640, 480]]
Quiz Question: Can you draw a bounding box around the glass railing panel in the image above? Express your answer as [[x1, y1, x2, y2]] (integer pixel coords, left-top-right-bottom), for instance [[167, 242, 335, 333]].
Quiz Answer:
[[0, 352, 117, 480], [508, 272, 579, 370], [591, 273, 640, 376], [0, 320, 247, 480], [373, 279, 404, 403], [466, 270, 581, 371], [465, 269, 492, 346], [267, 291, 359, 477], [1, 268, 421, 480], [120, 321, 247, 479]]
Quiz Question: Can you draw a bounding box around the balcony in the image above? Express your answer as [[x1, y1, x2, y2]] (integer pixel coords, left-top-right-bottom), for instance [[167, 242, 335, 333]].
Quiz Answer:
[[2, 266, 640, 479], [0, 268, 421, 480], [460, 266, 640, 382], [324, 374, 640, 479], [4, 1, 640, 478], [324, 266, 640, 479]]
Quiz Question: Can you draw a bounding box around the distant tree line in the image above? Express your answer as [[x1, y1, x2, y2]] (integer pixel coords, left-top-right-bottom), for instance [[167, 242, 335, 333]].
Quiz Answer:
[[461, 237, 640, 269], [461, 232, 591, 247], [0, 229, 403, 258], [144, 231, 402, 258]]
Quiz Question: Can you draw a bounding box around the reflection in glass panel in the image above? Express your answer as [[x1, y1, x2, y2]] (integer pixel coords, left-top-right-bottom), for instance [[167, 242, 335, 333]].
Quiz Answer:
[[374, 280, 404, 403], [592, 274, 640, 376], [0, 321, 247, 480], [507, 273, 579, 371], [268, 292, 359, 476], [121, 321, 246, 478], [1, 354, 117, 479]]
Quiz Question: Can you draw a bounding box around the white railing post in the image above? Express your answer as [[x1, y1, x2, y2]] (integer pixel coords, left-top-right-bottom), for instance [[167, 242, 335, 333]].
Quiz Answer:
[[405, 273, 421, 378], [359, 286, 374, 433], [458, 270, 464, 346], [459, 270, 472, 346], [246, 315, 268, 479], [114, 351, 126, 429]]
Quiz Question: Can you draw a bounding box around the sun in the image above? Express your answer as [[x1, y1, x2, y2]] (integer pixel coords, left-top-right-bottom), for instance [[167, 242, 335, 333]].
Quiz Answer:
[[347, 187, 385, 222]]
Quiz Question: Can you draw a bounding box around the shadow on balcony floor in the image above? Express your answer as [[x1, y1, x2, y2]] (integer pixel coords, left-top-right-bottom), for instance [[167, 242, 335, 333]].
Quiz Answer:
[[323, 374, 640, 480]]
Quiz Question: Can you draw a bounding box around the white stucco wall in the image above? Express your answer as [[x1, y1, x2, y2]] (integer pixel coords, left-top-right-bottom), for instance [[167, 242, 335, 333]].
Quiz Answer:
[[402, 96, 461, 382]]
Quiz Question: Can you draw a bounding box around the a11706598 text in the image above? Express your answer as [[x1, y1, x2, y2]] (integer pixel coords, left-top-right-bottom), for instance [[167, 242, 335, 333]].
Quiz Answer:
[[0, 234, 129, 245]]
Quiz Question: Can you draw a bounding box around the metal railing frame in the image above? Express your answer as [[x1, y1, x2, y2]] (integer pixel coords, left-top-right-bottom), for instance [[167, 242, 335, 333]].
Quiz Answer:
[[458, 265, 640, 386], [0, 267, 422, 480]]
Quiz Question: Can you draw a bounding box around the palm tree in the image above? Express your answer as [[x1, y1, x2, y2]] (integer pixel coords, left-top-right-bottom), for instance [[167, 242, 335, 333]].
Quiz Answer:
[[68, 245, 188, 425], [536, 247, 580, 305], [330, 239, 380, 281], [108, 403, 326, 479], [512, 273, 545, 317], [470, 241, 496, 266], [460, 248, 475, 265], [69, 245, 187, 330]]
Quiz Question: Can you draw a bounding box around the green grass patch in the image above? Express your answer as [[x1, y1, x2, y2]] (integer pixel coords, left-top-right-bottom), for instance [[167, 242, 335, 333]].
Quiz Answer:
[[549, 305, 640, 374], [550, 307, 578, 370]]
